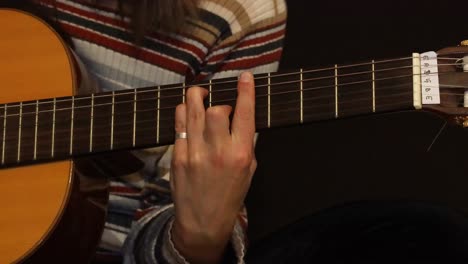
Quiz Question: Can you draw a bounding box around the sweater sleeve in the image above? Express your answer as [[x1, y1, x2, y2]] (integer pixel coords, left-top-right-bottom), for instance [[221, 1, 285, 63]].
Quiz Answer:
[[122, 205, 247, 264]]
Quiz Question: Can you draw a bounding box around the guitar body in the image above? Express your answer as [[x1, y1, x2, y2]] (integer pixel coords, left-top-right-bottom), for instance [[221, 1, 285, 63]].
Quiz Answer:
[[0, 10, 108, 263]]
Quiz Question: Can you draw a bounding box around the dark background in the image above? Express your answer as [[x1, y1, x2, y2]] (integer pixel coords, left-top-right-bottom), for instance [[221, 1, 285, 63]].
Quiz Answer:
[[246, 0, 468, 244]]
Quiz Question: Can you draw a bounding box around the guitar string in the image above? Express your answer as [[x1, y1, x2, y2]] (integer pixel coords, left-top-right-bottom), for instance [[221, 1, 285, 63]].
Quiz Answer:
[[1, 57, 465, 159], [14, 78, 466, 149], [0, 80, 454, 147], [3, 56, 411, 104], [0, 61, 461, 139], [44, 59, 464, 101], [5, 82, 416, 135], [5, 89, 416, 155], [62, 61, 459, 100], [13, 61, 468, 110], [0, 61, 417, 110], [0, 98, 455, 156], [1, 78, 464, 134], [23, 95, 417, 157], [0, 71, 452, 129], [1, 84, 464, 152], [0, 58, 464, 111], [5, 86, 417, 146], [0, 69, 460, 120], [0, 59, 463, 118]]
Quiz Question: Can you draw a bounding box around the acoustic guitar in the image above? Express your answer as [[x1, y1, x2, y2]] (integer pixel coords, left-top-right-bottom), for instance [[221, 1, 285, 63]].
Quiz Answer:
[[2, 8, 468, 264]]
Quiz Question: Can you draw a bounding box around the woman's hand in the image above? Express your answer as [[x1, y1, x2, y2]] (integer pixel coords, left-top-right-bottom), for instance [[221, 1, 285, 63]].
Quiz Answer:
[[170, 72, 257, 264]]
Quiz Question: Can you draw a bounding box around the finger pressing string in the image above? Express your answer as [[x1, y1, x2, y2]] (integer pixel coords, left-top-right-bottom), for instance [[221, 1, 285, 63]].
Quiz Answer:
[[231, 72, 256, 151]]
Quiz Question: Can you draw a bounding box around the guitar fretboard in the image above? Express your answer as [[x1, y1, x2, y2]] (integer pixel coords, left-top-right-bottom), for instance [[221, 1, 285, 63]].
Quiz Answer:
[[0, 57, 415, 168]]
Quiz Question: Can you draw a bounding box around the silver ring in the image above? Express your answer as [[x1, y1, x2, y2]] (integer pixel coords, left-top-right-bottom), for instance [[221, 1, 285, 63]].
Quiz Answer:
[[175, 132, 188, 139]]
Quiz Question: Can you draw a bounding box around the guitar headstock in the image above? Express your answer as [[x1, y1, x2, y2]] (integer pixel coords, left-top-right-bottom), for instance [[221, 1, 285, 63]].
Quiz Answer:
[[423, 43, 468, 127]]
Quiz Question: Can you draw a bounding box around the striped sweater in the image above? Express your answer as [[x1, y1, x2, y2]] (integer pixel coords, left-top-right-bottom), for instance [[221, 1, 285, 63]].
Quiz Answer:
[[33, 0, 287, 263]]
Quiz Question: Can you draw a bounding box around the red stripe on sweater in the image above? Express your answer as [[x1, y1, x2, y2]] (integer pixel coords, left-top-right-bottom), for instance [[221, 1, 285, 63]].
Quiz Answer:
[[146, 35, 206, 60], [237, 28, 286, 49], [219, 49, 283, 71], [40, 0, 208, 59], [43, 0, 128, 28], [71, 0, 121, 13], [35, 0, 121, 13], [194, 50, 281, 80], [194, 73, 210, 82], [212, 20, 287, 51], [60, 22, 189, 75], [207, 29, 285, 63], [54, 0, 212, 48]]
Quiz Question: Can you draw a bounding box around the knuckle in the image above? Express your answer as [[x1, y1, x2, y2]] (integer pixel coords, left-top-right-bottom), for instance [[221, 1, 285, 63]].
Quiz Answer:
[[209, 150, 226, 168], [251, 158, 258, 171], [233, 151, 252, 168], [188, 153, 203, 168]]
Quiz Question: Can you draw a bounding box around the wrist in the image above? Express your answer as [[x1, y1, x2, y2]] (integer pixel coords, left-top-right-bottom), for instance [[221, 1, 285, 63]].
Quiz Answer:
[[171, 217, 234, 264]]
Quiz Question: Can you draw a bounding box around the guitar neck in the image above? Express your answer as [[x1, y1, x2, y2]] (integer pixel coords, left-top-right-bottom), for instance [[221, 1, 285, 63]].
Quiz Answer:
[[0, 56, 415, 168]]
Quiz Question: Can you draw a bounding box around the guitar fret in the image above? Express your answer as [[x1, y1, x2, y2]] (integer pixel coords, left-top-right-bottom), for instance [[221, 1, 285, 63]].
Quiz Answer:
[[89, 94, 94, 152], [110, 91, 115, 150], [34, 100, 38, 160], [372, 60, 376, 113], [209, 79, 212, 107], [182, 82, 186, 103], [268, 72, 271, 128], [157, 87, 160, 144], [300, 68, 303, 124], [412, 53, 422, 109], [17, 102, 22, 162], [133, 89, 137, 147], [2, 104, 7, 165], [334, 64, 339, 118], [51, 98, 56, 157], [69, 96, 74, 155]]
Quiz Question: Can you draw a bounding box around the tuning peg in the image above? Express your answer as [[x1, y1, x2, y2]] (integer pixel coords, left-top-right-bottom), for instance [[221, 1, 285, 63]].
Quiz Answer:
[[461, 40, 468, 46]]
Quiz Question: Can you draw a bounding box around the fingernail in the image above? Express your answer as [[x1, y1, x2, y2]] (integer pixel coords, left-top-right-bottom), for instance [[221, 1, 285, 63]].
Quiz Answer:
[[239, 72, 253, 83]]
